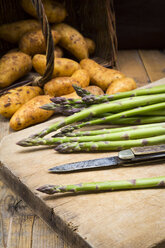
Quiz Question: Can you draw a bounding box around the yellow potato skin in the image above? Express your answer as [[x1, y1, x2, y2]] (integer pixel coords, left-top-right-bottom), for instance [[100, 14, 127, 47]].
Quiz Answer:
[[0, 20, 40, 43], [19, 30, 61, 56], [84, 85, 104, 95], [71, 69, 90, 88], [0, 86, 43, 118], [21, 0, 67, 23], [44, 77, 78, 97], [0, 51, 32, 88], [80, 59, 125, 91], [54, 46, 63, 58], [106, 77, 137, 95], [52, 23, 88, 60], [10, 95, 54, 131], [32, 54, 80, 78], [44, 69, 90, 97], [63, 85, 104, 99], [85, 38, 96, 55]]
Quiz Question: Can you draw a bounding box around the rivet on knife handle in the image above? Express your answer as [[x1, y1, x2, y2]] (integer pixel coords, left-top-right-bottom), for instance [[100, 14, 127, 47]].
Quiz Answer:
[[118, 149, 135, 160]]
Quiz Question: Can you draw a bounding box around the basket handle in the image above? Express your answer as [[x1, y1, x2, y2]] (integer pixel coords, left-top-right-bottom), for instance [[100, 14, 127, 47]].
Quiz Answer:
[[31, 0, 54, 87]]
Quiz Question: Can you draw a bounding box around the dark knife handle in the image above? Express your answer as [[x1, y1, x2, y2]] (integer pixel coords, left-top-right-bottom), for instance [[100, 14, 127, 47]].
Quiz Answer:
[[131, 145, 165, 155], [120, 151, 165, 166]]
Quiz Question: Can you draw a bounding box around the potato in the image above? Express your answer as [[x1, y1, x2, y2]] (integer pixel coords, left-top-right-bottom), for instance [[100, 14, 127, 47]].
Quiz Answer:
[[54, 46, 63, 58], [44, 78, 78, 97], [0, 20, 40, 43], [71, 69, 90, 87], [19, 29, 61, 56], [32, 54, 80, 78], [85, 38, 96, 55], [52, 23, 88, 60], [21, 0, 67, 23], [106, 77, 137, 95], [44, 69, 90, 96], [84, 85, 104, 95], [44, 46, 63, 58], [0, 51, 32, 88], [80, 59, 125, 91], [10, 95, 54, 131], [0, 86, 43, 118], [63, 85, 104, 99]]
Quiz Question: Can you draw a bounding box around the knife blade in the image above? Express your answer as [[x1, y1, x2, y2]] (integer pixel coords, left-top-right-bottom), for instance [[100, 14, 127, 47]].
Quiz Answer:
[[49, 145, 165, 173]]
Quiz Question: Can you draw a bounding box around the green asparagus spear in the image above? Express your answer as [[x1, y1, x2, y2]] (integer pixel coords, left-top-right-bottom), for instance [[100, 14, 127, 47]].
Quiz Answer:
[[50, 84, 165, 107], [62, 123, 165, 137], [17, 126, 165, 147], [55, 134, 165, 153], [41, 102, 86, 111], [41, 103, 85, 116], [41, 102, 86, 116], [138, 109, 165, 116], [99, 109, 165, 117], [107, 116, 165, 125], [27, 94, 165, 138], [82, 84, 165, 104], [37, 176, 165, 194], [58, 102, 165, 135], [56, 117, 165, 137], [41, 102, 165, 118]]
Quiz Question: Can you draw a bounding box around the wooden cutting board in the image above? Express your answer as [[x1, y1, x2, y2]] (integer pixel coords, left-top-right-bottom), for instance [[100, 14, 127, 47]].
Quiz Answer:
[[0, 78, 165, 248]]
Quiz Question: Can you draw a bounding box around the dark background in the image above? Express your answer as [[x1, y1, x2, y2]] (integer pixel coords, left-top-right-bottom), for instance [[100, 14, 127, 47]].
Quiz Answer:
[[0, 0, 165, 50], [114, 0, 165, 49]]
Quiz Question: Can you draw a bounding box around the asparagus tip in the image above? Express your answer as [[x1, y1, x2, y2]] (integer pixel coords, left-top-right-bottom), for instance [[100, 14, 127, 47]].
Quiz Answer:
[[55, 143, 76, 153], [50, 97, 66, 104], [16, 138, 34, 147], [72, 84, 91, 97], [52, 132, 64, 137], [39, 104, 54, 110], [60, 125, 78, 134], [37, 184, 57, 194]]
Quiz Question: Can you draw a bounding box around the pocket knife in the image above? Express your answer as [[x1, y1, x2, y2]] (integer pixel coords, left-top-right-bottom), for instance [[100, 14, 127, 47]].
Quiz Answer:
[[49, 145, 165, 173]]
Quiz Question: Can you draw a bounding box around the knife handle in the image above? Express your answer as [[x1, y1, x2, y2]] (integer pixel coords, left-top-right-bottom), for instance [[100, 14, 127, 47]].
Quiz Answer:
[[131, 145, 165, 155], [118, 145, 165, 166]]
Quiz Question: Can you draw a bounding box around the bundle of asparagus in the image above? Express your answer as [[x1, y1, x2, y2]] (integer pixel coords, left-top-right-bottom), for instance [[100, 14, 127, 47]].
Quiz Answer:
[[17, 85, 165, 196], [17, 84, 165, 153]]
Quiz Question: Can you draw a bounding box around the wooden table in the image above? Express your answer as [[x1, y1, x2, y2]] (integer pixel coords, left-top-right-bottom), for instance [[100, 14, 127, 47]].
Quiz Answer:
[[1, 50, 165, 248]]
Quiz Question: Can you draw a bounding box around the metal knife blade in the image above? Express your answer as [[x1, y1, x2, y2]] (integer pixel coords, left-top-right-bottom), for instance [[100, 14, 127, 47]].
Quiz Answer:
[[49, 145, 165, 173], [49, 156, 122, 173]]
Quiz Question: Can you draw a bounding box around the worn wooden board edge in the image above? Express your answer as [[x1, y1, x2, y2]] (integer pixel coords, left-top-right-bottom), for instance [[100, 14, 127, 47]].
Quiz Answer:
[[0, 77, 165, 248], [139, 77, 165, 88], [0, 161, 91, 248]]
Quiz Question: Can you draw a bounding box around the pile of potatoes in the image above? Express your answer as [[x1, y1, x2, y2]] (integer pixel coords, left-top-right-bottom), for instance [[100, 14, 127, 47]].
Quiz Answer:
[[0, 0, 137, 131]]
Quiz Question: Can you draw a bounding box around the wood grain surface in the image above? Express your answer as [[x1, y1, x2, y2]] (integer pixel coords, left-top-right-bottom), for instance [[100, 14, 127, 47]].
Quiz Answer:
[[0, 116, 72, 248], [1, 50, 165, 248]]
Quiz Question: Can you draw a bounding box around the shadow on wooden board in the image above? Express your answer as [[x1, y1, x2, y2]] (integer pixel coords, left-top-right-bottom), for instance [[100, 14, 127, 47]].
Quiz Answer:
[[153, 241, 165, 248]]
